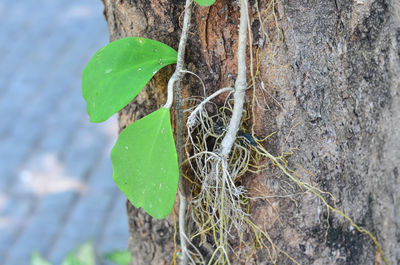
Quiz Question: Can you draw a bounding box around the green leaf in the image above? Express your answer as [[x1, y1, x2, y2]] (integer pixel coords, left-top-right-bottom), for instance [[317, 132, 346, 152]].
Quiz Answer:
[[104, 250, 131, 265], [111, 108, 179, 219], [75, 242, 95, 265], [31, 252, 53, 265], [61, 254, 84, 265], [194, 0, 216, 6], [60, 242, 95, 265], [82, 37, 177, 122]]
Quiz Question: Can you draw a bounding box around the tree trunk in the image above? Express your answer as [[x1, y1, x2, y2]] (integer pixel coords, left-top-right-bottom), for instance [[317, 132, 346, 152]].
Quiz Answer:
[[101, 0, 399, 264]]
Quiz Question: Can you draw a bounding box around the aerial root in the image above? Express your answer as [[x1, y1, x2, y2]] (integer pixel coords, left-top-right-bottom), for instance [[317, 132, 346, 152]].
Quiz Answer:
[[182, 93, 301, 264], [180, 91, 388, 264], [177, 0, 387, 263]]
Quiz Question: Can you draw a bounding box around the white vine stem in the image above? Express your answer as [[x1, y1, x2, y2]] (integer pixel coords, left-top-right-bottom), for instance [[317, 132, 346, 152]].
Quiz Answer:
[[164, 0, 247, 262], [163, 0, 191, 110], [220, 0, 248, 158], [163, 0, 192, 264]]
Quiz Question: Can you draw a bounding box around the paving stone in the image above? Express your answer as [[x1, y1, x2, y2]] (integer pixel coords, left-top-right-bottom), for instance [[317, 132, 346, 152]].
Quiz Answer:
[[2, 192, 76, 265], [45, 149, 122, 263], [0, 195, 33, 259], [0, 23, 109, 192], [85, 143, 119, 193], [47, 192, 115, 264], [0, 24, 103, 138], [0, 0, 128, 264], [98, 193, 129, 253]]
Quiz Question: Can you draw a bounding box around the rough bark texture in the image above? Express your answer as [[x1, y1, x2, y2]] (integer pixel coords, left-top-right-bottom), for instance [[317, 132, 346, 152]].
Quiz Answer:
[[101, 0, 399, 264]]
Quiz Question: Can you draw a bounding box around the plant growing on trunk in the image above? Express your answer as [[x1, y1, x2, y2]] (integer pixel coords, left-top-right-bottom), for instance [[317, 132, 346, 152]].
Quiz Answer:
[[82, 0, 389, 264]]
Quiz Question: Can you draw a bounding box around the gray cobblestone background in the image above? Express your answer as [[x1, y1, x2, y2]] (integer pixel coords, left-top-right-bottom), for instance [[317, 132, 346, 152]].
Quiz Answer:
[[0, 0, 129, 264]]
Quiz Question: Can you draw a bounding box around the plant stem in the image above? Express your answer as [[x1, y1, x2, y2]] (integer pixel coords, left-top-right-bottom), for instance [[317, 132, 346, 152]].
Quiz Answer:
[[163, 0, 192, 110], [163, 0, 192, 264], [220, 0, 248, 158]]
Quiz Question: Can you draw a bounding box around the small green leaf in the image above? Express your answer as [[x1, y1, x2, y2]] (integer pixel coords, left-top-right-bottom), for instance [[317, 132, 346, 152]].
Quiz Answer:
[[111, 108, 179, 219], [194, 0, 216, 6], [82, 37, 177, 122], [31, 252, 53, 265], [104, 250, 131, 265], [75, 242, 95, 265], [60, 242, 95, 265], [61, 254, 83, 265]]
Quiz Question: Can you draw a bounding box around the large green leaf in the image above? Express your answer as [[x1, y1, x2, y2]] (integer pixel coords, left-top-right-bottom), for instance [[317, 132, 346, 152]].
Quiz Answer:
[[111, 108, 179, 219], [82, 37, 177, 122], [195, 0, 216, 6]]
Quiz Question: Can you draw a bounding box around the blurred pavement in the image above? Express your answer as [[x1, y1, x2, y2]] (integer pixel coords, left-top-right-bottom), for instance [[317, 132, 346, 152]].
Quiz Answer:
[[0, 0, 129, 264]]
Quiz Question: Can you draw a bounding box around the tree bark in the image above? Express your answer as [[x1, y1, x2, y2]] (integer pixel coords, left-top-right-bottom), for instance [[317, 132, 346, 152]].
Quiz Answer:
[[101, 0, 399, 264]]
